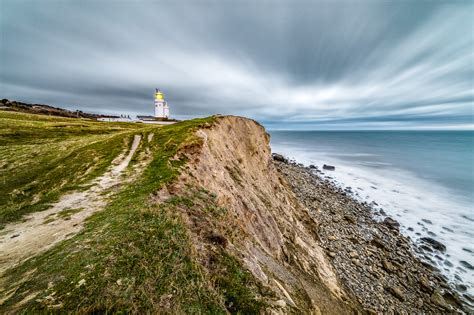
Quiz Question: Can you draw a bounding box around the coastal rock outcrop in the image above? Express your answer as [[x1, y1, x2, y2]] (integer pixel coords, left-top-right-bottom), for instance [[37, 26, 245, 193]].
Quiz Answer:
[[383, 217, 400, 230], [323, 164, 335, 171], [420, 237, 447, 253], [272, 153, 288, 163]]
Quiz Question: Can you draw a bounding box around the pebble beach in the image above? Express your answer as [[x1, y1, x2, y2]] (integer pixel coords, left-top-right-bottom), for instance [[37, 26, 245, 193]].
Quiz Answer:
[[274, 156, 472, 313]]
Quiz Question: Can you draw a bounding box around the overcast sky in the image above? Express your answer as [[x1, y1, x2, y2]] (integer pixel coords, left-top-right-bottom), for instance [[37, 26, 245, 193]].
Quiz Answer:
[[1, 0, 473, 129]]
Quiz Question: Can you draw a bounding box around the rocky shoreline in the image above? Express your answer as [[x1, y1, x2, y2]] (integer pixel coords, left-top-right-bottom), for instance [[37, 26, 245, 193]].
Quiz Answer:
[[273, 155, 472, 314]]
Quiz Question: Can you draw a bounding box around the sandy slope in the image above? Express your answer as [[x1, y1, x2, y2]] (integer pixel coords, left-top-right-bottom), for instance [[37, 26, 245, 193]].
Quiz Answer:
[[0, 135, 141, 275]]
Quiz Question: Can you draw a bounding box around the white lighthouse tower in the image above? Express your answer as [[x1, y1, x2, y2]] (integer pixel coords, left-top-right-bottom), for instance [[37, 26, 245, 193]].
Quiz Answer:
[[154, 88, 169, 119]]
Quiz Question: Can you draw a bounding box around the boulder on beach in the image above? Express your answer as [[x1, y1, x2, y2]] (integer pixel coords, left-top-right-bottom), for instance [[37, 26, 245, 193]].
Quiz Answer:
[[383, 217, 400, 230], [460, 260, 474, 270], [420, 237, 446, 252], [323, 164, 335, 171], [272, 158, 465, 314], [272, 153, 288, 163]]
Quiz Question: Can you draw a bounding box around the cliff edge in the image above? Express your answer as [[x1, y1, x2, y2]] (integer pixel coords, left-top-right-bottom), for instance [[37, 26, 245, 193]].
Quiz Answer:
[[159, 116, 360, 313]]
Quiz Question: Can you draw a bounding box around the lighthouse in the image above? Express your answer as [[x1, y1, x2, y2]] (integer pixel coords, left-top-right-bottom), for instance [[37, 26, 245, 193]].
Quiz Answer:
[[154, 88, 169, 119]]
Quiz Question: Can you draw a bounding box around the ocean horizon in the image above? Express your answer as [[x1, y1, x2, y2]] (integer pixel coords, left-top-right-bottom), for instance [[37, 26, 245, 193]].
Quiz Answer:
[[269, 130, 474, 294]]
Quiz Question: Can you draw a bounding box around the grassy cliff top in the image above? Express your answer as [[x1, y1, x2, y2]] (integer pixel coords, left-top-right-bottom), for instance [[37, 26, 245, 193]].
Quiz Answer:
[[0, 111, 148, 227], [0, 111, 268, 313]]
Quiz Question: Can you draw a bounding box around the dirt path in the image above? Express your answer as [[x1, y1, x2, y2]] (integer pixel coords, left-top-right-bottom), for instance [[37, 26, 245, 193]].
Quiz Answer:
[[0, 135, 142, 275]]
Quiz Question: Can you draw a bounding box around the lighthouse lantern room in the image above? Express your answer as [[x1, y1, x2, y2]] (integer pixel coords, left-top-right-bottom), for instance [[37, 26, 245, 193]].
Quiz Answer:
[[154, 88, 169, 119]]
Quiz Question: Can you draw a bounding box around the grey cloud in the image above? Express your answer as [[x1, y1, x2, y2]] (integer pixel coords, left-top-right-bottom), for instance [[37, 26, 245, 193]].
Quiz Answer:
[[1, 0, 473, 129]]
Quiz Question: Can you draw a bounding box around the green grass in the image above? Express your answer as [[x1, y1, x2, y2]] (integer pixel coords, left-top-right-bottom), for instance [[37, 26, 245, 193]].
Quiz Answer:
[[0, 114, 268, 313], [0, 111, 154, 228]]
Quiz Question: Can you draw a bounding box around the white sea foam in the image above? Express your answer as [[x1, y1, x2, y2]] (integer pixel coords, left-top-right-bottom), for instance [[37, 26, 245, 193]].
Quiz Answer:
[[272, 143, 474, 294]]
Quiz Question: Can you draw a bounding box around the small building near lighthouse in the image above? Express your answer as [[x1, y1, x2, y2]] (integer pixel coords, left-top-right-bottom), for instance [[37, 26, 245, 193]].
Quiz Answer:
[[154, 89, 169, 119]]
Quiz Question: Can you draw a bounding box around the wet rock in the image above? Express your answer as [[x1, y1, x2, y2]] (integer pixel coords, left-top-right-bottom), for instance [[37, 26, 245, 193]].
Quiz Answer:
[[387, 285, 405, 301], [420, 237, 446, 252], [456, 284, 467, 292], [442, 226, 454, 233], [430, 290, 449, 309], [443, 260, 453, 267], [383, 217, 400, 230], [459, 260, 474, 270], [344, 215, 356, 224], [415, 298, 424, 308], [272, 153, 288, 163], [349, 251, 358, 259], [322, 164, 335, 171], [443, 291, 463, 308], [309, 164, 317, 169], [370, 238, 386, 250], [382, 259, 396, 273], [421, 219, 433, 225], [419, 275, 432, 293], [419, 244, 433, 253], [351, 258, 362, 267], [10, 234, 19, 239]]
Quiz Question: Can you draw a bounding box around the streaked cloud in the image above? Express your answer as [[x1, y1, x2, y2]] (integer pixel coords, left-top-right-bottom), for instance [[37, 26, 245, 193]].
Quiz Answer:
[[1, 0, 472, 129]]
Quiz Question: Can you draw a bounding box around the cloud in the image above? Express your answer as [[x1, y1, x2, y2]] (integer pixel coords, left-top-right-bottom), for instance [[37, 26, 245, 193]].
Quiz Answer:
[[1, 0, 472, 129]]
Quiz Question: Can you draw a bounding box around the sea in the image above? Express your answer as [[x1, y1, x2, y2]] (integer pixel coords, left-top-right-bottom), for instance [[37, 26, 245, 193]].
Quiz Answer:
[[269, 130, 474, 294]]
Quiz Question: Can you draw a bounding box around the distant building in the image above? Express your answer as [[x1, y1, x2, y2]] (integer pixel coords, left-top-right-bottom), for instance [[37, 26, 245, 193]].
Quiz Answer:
[[97, 115, 133, 122], [154, 89, 169, 119], [136, 115, 156, 121]]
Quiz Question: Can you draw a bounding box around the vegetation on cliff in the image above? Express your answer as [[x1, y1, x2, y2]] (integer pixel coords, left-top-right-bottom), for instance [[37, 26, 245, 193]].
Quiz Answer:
[[1, 111, 464, 313], [0, 111, 145, 228], [0, 112, 268, 313]]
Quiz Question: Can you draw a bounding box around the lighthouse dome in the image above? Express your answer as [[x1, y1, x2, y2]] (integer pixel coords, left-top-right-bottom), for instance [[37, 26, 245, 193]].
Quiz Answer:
[[155, 90, 164, 100]]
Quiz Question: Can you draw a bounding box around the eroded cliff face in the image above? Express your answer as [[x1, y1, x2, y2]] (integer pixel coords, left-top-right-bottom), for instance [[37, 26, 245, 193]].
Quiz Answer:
[[157, 116, 361, 313]]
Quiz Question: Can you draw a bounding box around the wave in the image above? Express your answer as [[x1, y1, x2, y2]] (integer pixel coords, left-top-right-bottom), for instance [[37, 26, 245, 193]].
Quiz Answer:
[[271, 143, 474, 294]]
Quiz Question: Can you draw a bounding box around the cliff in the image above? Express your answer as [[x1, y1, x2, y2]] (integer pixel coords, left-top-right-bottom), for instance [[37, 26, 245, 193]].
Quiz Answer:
[[158, 116, 360, 313], [0, 113, 465, 313]]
